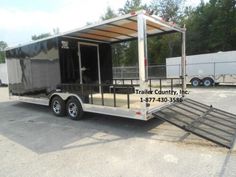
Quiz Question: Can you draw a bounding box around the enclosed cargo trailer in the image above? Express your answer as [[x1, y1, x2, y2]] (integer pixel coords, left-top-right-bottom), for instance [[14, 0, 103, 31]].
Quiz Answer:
[[5, 10, 187, 120], [166, 51, 236, 86], [4, 10, 236, 149]]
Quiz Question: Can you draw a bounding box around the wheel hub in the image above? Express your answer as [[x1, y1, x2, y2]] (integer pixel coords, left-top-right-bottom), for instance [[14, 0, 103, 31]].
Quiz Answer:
[[53, 100, 61, 114], [192, 80, 199, 87], [68, 103, 78, 117], [204, 80, 211, 86]]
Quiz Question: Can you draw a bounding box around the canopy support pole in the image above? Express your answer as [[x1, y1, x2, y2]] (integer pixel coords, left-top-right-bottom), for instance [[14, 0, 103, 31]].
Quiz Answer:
[[181, 26, 187, 96], [137, 14, 148, 83]]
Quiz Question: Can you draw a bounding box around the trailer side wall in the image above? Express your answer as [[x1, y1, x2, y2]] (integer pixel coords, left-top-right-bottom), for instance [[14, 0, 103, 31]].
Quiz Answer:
[[0, 63, 8, 84], [6, 38, 61, 97], [166, 51, 236, 78]]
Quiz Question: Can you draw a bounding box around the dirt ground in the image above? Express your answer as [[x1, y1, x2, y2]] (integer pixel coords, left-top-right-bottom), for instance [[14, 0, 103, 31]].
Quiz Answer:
[[0, 86, 236, 177]]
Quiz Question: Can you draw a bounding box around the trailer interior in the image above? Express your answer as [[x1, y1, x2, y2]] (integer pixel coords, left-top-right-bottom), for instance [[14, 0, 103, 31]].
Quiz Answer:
[[5, 10, 236, 149]]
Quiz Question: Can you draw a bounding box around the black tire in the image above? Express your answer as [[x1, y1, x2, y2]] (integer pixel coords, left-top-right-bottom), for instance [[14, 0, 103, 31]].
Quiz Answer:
[[203, 78, 213, 87], [51, 96, 66, 116], [66, 97, 84, 120], [191, 78, 201, 87]]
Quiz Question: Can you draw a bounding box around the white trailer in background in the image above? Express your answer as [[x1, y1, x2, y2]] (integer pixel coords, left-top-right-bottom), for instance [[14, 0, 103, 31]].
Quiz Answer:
[[0, 63, 8, 85], [166, 50, 236, 86]]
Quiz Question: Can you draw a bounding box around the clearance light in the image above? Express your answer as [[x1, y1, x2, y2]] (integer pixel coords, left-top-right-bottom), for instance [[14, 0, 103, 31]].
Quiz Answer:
[[145, 58, 148, 66], [136, 112, 142, 115]]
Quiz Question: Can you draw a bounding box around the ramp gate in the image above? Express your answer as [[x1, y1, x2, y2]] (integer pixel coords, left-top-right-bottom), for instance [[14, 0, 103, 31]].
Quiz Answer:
[[153, 98, 236, 148]]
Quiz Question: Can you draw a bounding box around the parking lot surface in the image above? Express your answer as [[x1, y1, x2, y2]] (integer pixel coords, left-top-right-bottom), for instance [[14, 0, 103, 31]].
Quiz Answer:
[[0, 87, 236, 177]]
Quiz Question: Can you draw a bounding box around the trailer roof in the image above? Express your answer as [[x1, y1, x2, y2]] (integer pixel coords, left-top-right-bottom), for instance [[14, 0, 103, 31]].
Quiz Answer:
[[6, 10, 185, 51]]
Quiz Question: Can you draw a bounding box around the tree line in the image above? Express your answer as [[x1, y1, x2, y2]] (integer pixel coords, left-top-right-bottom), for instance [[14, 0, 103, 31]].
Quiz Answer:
[[0, 0, 235, 65]]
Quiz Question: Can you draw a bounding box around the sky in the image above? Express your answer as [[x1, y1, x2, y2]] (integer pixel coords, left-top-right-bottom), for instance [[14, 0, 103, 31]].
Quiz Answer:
[[0, 0, 203, 47]]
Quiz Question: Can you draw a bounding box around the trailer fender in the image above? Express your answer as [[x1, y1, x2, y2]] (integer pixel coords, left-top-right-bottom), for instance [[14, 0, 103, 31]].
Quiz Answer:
[[49, 93, 84, 110], [190, 77, 200, 83]]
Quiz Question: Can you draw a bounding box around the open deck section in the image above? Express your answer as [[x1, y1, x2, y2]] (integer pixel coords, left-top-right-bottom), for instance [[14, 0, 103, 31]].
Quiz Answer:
[[89, 93, 178, 109], [59, 78, 184, 111]]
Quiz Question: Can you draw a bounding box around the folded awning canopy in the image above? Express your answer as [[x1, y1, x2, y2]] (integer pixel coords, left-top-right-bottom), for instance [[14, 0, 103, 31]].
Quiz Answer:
[[62, 10, 185, 43]]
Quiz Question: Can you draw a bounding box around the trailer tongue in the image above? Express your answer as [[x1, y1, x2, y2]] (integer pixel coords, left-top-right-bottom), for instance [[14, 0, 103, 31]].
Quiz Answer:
[[152, 98, 236, 149]]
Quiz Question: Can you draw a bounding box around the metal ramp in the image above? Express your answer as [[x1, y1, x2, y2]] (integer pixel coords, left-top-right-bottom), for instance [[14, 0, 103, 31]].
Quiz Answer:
[[152, 98, 236, 149]]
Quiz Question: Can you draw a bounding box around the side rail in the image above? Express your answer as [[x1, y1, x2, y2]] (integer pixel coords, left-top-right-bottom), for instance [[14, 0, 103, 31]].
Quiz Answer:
[[113, 78, 183, 92], [58, 83, 137, 109], [58, 78, 183, 110], [113, 78, 184, 108], [148, 78, 183, 93]]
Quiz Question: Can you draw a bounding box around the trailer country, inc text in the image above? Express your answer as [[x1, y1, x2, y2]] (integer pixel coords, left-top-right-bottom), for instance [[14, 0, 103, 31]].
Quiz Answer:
[[135, 89, 190, 95]]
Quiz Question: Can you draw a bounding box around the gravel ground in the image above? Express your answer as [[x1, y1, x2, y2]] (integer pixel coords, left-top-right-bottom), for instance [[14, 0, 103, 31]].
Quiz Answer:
[[0, 87, 235, 177]]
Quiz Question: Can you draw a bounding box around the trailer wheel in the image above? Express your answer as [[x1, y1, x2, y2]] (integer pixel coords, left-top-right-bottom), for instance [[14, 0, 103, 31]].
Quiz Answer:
[[51, 96, 66, 116], [191, 78, 201, 87], [203, 78, 213, 87], [66, 97, 84, 120]]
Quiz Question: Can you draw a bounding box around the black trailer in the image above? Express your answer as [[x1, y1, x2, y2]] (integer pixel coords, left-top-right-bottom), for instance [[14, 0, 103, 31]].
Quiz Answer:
[[5, 10, 236, 148], [5, 10, 187, 120]]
